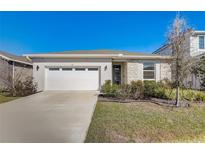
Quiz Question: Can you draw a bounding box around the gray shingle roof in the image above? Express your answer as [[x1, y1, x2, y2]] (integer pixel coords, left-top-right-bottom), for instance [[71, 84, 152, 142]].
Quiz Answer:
[[0, 50, 32, 65], [46, 49, 157, 56]]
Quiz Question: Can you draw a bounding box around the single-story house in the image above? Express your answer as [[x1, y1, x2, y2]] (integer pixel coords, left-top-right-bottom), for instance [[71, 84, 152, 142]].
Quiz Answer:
[[0, 51, 33, 89], [24, 50, 172, 91]]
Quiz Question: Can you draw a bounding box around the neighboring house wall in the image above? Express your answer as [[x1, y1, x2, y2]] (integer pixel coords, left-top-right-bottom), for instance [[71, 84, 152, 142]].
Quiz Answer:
[[14, 62, 33, 81], [153, 31, 205, 89], [32, 58, 113, 91], [0, 58, 12, 89], [190, 34, 205, 57], [156, 46, 172, 56], [0, 58, 33, 89]]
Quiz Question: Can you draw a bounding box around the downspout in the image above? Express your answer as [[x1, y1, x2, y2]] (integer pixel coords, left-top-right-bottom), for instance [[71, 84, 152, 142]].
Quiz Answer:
[[12, 61, 15, 89], [160, 61, 162, 81]]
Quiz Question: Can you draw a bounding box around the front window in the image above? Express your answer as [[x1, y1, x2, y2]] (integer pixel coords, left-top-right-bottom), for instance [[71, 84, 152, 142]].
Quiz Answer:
[[199, 36, 205, 49], [143, 62, 155, 80]]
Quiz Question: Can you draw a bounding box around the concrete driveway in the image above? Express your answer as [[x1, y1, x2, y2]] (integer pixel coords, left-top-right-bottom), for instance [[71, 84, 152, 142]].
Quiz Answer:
[[0, 91, 98, 143]]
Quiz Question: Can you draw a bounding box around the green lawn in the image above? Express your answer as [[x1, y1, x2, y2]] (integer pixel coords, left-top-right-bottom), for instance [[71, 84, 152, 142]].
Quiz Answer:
[[86, 101, 205, 143], [0, 94, 19, 104]]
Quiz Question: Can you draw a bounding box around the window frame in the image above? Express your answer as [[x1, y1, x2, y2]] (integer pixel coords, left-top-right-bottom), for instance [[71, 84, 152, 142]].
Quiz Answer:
[[88, 68, 98, 71], [75, 68, 86, 71], [48, 67, 60, 71], [62, 68, 73, 71], [199, 35, 205, 50], [143, 62, 155, 80]]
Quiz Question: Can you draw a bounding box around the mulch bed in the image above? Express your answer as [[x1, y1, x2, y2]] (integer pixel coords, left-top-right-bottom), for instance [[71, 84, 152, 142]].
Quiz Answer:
[[149, 98, 190, 107], [98, 95, 147, 103], [98, 95, 205, 107]]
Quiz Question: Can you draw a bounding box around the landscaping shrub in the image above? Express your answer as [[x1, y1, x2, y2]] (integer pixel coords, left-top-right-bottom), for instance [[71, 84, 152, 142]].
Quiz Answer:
[[144, 81, 168, 99], [101, 79, 205, 102], [116, 84, 132, 101], [182, 90, 205, 102], [164, 88, 175, 100], [130, 80, 144, 99], [7, 77, 37, 97], [101, 80, 119, 97], [101, 80, 112, 95], [181, 89, 195, 101], [158, 78, 173, 89], [143, 81, 159, 98], [155, 87, 169, 99], [194, 91, 205, 102]]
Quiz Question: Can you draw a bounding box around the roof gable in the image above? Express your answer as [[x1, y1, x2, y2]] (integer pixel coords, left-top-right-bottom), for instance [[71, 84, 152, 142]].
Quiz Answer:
[[0, 51, 32, 65]]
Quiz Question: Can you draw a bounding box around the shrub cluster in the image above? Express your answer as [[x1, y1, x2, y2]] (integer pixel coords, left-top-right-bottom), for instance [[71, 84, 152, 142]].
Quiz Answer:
[[101, 80, 205, 102], [101, 80, 144, 100], [101, 80, 119, 97], [6, 77, 37, 97]]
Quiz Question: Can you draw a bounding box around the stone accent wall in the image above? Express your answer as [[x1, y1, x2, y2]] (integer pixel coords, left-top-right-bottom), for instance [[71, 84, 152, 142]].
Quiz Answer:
[[160, 61, 172, 81], [126, 60, 172, 83], [127, 61, 143, 84]]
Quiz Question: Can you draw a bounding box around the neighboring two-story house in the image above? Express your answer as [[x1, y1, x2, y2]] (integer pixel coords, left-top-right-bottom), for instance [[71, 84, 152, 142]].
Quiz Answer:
[[153, 30, 205, 89]]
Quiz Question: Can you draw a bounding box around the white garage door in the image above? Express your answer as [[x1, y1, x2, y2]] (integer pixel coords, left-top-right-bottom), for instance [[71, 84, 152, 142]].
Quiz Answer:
[[45, 67, 99, 90]]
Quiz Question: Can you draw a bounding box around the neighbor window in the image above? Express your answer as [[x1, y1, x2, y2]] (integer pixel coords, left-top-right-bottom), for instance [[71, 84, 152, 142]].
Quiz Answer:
[[143, 62, 155, 80], [199, 36, 205, 49]]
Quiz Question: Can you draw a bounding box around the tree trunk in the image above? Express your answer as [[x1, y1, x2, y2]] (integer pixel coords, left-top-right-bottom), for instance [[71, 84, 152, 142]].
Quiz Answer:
[[176, 86, 180, 107]]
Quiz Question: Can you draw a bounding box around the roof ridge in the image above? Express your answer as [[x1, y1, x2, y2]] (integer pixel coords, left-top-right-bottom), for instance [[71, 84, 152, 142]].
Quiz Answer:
[[44, 49, 154, 56]]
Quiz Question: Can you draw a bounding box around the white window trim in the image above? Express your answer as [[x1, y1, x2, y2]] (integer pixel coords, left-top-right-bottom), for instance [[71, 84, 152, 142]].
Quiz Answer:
[[198, 35, 205, 50], [143, 62, 156, 80]]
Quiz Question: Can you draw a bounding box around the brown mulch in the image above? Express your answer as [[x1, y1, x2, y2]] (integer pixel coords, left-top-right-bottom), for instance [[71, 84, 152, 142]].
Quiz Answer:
[[98, 95, 204, 107], [98, 96, 148, 103]]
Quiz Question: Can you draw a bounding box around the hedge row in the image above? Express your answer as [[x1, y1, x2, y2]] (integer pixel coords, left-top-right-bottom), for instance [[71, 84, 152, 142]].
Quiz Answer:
[[101, 80, 205, 102]]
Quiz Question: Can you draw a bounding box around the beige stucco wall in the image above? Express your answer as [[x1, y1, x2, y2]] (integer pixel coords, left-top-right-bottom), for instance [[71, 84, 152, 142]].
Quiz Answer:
[[32, 58, 112, 91]]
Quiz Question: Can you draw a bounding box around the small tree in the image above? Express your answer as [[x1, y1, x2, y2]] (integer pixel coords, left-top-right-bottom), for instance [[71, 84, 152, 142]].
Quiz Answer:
[[167, 14, 193, 107], [3, 67, 37, 96]]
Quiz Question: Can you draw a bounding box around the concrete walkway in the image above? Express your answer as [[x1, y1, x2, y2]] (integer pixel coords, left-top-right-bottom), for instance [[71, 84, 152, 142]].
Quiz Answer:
[[0, 91, 98, 143]]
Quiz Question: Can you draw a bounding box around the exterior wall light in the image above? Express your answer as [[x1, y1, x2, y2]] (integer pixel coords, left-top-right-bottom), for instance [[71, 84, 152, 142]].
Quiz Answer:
[[36, 65, 39, 71], [104, 65, 107, 71]]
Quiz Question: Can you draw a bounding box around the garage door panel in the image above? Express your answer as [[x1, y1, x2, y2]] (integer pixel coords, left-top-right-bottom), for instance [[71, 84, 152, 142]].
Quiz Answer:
[[45, 67, 99, 90]]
